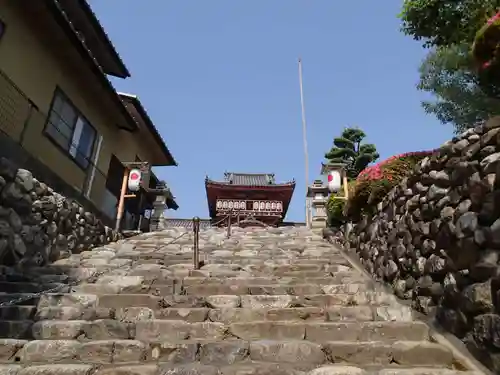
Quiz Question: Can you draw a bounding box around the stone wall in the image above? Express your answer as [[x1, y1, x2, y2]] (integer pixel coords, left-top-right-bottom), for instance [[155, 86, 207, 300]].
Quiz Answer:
[[0, 157, 121, 267], [0, 130, 114, 228], [345, 117, 500, 371]]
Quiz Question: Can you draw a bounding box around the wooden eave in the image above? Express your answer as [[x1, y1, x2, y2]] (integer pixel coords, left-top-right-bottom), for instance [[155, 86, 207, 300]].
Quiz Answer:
[[119, 93, 177, 167], [205, 180, 296, 190], [204, 180, 295, 219], [54, 0, 131, 78], [25, 0, 138, 131]]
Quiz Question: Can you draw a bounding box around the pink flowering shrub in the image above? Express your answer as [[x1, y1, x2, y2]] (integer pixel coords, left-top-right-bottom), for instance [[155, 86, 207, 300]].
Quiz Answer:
[[472, 11, 500, 75], [345, 151, 434, 218]]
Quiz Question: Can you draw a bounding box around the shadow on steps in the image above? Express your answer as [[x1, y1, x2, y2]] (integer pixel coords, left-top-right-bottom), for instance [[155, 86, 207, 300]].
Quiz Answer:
[[0, 263, 80, 339]]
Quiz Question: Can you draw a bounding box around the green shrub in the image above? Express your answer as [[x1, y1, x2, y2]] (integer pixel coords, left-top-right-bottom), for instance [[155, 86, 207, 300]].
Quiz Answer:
[[327, 194, 346, 227]]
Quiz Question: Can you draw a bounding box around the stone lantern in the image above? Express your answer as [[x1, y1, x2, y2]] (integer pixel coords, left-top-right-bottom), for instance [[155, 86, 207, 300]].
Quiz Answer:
[[307, 179, 330, 230], [149, 181, 171, 231]]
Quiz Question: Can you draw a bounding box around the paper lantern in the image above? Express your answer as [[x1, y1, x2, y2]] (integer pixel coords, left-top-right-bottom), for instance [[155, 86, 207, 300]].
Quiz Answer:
[[327, 170, 341, 193], [127, 169, 142, 192]]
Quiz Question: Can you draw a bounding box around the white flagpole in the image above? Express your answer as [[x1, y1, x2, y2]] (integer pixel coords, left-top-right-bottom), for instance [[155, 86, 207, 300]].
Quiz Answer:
[[298, 58, 310, 226]]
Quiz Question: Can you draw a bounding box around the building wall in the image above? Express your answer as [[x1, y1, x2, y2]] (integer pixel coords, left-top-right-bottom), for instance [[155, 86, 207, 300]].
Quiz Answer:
[[0, 2, 159, 215]]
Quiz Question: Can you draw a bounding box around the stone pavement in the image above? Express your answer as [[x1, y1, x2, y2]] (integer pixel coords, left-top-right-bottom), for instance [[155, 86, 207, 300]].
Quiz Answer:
[[0, 226, 486, 375]]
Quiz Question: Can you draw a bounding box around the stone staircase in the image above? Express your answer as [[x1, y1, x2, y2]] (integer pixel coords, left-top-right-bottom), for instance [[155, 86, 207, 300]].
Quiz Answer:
[[0, 226, 486, 375]]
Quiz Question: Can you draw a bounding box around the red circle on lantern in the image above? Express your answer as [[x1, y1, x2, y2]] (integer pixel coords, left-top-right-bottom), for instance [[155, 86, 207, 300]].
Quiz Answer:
[[130, 172, 140, 180]]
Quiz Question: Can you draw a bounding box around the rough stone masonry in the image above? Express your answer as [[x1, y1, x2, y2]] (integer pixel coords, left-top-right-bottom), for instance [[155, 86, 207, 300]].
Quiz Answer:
[[346, 116, 500, 373], [0, 157, 120, 267], [0, 225, 486, 374]]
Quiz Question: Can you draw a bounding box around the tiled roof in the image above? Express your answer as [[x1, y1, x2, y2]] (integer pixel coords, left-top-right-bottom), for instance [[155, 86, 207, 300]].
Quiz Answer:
[[205, 173, 295, 187], [159, 218, 306, 229], [45, 0, 137, 130], [161, 218, 212, 229], [119, 93, 177, 166], [223, 173, 275, 186], [57, 0, 130, 78]]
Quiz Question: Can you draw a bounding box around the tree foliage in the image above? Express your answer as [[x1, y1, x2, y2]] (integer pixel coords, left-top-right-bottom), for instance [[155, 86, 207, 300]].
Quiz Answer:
[[399, 0, 500, 133], [324, 128, 379, 179], [418, 43, 500, 133], [399, 0, 498, 47]]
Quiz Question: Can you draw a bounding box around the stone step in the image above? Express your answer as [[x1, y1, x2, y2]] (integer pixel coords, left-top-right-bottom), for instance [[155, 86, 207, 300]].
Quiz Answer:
[[165, 262, 351, 271], [140, 259, 351, 267], [181, 283, 369, 296], [0, 306, 36, 320], [195, 270, 343, 278], [115, 274, 367, 286], [33, 292, 397, 310], [158, 306, 412, 323], [0, 364, 481, 375], [0, 339, 454, 367], [0, 226, 473, 374], [0, 267, 363, 282], [0, 267, 96, 280], [0, 273, 69, 284], [62, 250, 343, 257], [198, 269, 333, 278], [251, 271, 339, 278], [241, 264, 352, 273], [203, 257, 351, 264], [41, 262, 354, 279], [373, 370, 481, 375], [169, 275, 368, 286], [71, 282, 372, 296], [22, 305, 410, 323], [0, 319, 430, 341], [142, 268, 347, 279], [0, 271, 366, 287], [113, 254, 350, 263], [0, 282, 70, 294]]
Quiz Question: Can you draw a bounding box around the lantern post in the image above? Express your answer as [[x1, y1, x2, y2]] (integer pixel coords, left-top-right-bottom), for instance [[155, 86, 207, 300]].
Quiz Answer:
[[307, 179, 330, 230], [115, 161, 150, 232], [319, 162, 351, 236]]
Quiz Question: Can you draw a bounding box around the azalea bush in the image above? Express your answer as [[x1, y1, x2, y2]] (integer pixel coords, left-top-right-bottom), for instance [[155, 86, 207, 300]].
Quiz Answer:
[[472, 11, 500, 92], [346, 151, 434, 218]]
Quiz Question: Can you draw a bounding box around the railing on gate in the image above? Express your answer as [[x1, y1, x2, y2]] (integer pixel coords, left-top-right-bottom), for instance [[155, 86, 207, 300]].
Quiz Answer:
[[190, 212, 239, 269], [192, 217, 200, 270]]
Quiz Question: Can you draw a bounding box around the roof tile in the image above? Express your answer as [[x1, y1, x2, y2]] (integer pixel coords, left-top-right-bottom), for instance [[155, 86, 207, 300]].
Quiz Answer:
[[224, 173, 275, 186], [161, 218, 211, 229]]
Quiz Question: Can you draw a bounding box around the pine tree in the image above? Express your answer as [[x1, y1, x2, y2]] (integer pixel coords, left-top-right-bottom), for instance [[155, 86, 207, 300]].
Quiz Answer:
[[325, 127, 379, 179]]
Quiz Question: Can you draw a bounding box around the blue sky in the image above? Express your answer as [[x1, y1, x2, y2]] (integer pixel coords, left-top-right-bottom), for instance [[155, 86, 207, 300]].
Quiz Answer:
[[89, 0, 453, 222]]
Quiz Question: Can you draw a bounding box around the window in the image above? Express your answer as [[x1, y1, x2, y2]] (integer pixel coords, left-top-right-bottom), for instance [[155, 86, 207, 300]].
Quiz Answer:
[[45, 90, 96, 169], [105, 154, 125, 197], [0, 19, 5, 41]]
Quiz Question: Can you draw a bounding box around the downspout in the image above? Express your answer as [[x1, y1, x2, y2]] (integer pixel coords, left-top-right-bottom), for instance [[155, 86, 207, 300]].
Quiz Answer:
[[84, 134, 103, 198], [19, 100, 37, 146]]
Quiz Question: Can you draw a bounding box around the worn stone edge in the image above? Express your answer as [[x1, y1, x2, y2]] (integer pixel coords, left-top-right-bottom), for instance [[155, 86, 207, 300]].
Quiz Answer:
[[322, 232, 493, 375]]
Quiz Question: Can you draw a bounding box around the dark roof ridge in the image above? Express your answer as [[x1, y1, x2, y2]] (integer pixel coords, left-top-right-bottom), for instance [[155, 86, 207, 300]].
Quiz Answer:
[[47, 0, 137, 130], [74, 0, 131, 78], [118, 92, 177, 166]]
